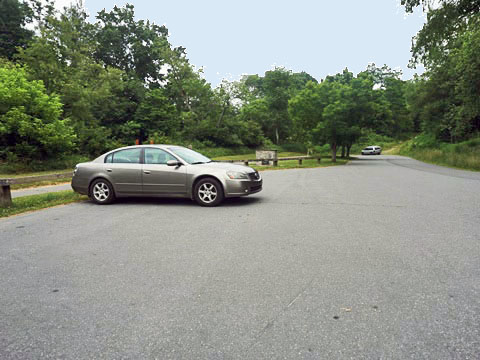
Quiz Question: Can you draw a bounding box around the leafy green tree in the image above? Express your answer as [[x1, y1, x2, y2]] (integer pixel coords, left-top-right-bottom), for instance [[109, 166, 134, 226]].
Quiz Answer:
[[360, 65, 413, 137], [288, 81, 325, 145], [134, 88, 177, 140], [289, 71, 318, 91], [404, 17, 480, 142], [0, 63, 75, 160], [401, 0, 480, 67], [17, 3, 147, 155], [262, 67, 293, 144], [289, 79, 352, 161], [94, 4, 171, 85], [0, 0, 34, 60], [313, 86, 350, 162], [383, 77, 412, 137]]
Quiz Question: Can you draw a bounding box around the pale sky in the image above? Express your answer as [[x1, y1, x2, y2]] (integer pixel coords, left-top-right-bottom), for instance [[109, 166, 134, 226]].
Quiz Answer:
[[54, 0, 426, 86]]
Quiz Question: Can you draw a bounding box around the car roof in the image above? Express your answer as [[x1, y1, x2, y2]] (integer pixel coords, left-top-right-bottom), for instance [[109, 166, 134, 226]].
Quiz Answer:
[[109, 144, 185, 151], [93, 144, 187, 162]]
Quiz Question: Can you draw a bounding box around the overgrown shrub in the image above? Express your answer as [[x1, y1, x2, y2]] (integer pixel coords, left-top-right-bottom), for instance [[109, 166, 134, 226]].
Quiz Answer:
[[0, 63, 76, 161]]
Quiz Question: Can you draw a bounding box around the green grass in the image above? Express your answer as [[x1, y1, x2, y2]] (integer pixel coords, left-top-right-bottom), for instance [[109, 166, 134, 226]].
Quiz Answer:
[[0, 190, 87, 218], [394, 136, 480, 171]]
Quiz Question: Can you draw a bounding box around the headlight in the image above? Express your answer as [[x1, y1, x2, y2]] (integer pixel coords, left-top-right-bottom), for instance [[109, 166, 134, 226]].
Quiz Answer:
[[73, 165, 78, 175], [226, 171, 248, 180]]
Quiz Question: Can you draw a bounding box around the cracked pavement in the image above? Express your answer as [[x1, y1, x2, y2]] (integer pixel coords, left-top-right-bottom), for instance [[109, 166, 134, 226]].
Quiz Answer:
[[1, 155, 479, 359]]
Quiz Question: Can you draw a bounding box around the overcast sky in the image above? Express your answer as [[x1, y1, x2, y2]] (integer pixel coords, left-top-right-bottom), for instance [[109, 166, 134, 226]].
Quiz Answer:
[[54, 0, 426, 86]]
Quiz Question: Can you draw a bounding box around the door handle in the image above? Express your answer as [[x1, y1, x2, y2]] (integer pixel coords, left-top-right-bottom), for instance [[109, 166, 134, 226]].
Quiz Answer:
[[143, 170, 151, 174], [106, 168, 112, 172]]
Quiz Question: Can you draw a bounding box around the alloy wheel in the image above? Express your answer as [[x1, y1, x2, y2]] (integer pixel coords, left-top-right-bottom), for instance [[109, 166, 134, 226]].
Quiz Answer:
[[198, 183, 218, 204], [93, 182, 110, 202]]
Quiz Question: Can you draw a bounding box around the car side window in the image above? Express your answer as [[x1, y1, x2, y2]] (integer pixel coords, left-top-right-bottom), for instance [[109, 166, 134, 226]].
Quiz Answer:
[[111, 148, 141, 164], [105, 153, 113, 163], [144, 148, 176, 165]]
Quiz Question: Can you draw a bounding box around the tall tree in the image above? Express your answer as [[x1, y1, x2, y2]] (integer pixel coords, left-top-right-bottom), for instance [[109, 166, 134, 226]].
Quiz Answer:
[[94, 4, 171, 85], [262, 67, 293, 144], [401, 0, 480, 66], [0, 0, 34, 60]]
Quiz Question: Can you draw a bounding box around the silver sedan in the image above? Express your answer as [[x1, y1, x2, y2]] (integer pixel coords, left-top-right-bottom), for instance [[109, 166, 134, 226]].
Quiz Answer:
[[71, 145, 262, 206]]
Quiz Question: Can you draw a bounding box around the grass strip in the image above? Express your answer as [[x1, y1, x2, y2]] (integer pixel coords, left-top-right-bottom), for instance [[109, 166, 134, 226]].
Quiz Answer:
[[0, 190, 87, 218], [400, 150, 480, 171], [393, 139, 480, 172]]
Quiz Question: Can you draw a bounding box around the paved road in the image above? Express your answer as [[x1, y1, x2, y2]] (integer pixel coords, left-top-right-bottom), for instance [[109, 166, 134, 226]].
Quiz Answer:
[[1, 155, 479, 359]]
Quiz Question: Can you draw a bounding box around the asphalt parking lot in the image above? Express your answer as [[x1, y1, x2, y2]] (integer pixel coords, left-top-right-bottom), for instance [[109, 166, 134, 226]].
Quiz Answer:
[[1, 155, 479, 359]]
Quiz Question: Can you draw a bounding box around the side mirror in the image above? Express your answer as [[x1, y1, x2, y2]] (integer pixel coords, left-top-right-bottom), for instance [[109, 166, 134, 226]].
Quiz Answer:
[[167, 160, 181, 167]]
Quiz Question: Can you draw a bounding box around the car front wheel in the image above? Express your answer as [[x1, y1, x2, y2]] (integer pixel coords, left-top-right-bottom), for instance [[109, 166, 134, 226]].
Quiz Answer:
[[194, 178, 224, 207], [90, 179, 115, 205]]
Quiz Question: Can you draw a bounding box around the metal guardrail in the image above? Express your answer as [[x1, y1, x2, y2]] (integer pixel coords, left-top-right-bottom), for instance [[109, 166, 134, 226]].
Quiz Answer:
[[0, 171, 73, 207]]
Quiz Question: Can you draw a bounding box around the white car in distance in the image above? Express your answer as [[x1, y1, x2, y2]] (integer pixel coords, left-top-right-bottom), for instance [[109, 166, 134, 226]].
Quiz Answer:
[[361, 146, 382, 155]]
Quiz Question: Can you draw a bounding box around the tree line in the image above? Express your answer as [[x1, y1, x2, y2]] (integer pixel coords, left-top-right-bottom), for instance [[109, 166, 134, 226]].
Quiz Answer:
[[0, 0, 478, 164]]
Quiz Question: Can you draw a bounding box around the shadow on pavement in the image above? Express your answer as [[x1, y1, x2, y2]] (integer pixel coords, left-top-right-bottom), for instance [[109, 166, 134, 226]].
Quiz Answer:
[[83, 195, 264, 208]]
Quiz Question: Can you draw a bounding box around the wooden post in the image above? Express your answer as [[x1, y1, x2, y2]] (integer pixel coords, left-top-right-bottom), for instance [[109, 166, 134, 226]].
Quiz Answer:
[[317, 157, 321, 163], [244, 160, 249, 166], [273, 160, 278, 167], [0, 185, 12, 207], [298, 159, 303, 165]]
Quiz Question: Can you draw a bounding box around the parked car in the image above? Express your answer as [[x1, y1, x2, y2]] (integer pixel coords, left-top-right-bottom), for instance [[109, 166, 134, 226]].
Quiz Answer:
[[361, 146, 382, 155], [71, 145, 262, 207]]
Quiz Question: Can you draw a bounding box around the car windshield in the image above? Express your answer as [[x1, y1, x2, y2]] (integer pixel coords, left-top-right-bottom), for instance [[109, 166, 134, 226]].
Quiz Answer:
[[364, 147, 373, 150], [168, 147, 212, 164]]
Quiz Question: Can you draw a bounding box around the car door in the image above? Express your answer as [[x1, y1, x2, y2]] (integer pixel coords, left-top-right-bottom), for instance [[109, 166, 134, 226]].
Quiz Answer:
[[142, 148, 187, 195], [104, 148, 143, 194]]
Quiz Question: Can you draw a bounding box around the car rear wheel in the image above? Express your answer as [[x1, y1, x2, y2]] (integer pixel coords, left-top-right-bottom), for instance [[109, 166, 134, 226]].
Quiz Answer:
[[90, 179, 115, 205], [194, 178, 224, 207]]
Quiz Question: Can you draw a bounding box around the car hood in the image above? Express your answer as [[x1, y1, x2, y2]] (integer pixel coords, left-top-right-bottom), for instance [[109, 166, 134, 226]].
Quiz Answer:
[[192, 161, 256, 173]]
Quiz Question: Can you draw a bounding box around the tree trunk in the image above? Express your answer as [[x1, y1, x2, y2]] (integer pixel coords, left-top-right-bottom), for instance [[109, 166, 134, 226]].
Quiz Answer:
[[216, 101, 227, 127], [331, 143, 337, 163], [275, 127, 279, 145], [341, 145, 345, 158], [346, 145, 351, 158]]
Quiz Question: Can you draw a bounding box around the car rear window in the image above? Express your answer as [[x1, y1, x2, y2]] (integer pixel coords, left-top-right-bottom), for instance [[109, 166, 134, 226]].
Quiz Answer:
[[108, 148, 141, 164]]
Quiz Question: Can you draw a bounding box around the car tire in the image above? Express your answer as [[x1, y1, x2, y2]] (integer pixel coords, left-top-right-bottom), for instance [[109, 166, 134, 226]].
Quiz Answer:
[[90, 178, 115, 205], [194, 178, 224, 207]]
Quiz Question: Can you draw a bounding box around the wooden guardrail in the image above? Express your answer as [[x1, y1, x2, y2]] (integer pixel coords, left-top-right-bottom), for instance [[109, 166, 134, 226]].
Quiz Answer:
[[218, 155, 323, 167], [0, 171, 72, 207]]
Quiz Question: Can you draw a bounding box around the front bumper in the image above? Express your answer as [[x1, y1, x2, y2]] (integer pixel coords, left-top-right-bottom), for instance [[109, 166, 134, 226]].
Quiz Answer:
[[224, 179, 263, 197]]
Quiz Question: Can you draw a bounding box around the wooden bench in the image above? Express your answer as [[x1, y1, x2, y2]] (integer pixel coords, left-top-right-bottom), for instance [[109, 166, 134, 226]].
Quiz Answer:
[[0, 172, 73, 207]]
